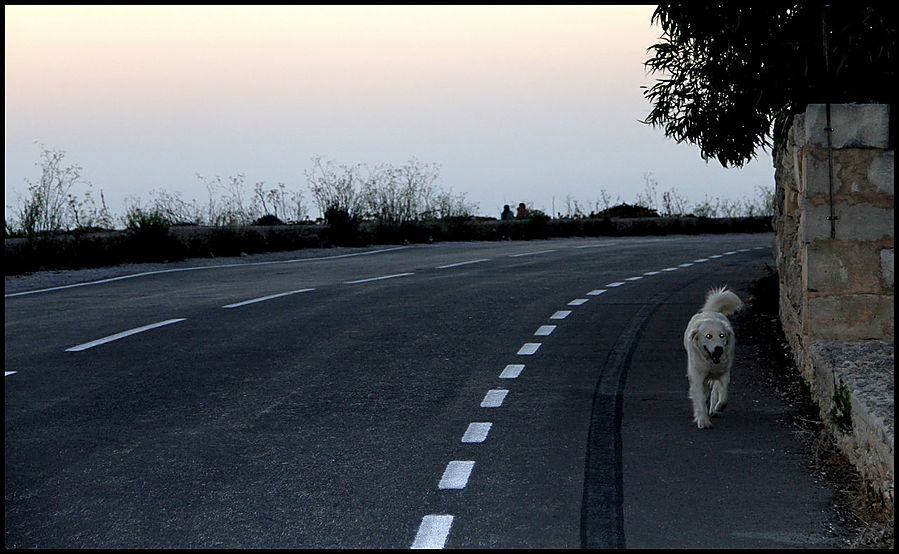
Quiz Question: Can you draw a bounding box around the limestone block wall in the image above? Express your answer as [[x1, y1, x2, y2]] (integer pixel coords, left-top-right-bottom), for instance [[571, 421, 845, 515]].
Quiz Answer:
[[774, 103, 894, 348], [773, 104, 894, 509]]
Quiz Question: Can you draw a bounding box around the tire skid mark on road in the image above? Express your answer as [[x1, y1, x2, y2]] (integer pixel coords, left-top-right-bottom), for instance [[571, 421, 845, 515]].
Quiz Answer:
[[411, 243, 768, 548]]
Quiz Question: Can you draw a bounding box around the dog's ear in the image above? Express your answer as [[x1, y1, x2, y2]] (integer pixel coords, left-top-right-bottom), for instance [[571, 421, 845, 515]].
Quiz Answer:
[[688, 329, 699, 342]]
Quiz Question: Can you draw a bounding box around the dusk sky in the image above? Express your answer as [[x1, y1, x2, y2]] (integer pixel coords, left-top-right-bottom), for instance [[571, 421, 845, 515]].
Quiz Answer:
[[5, 5, 775, 223]]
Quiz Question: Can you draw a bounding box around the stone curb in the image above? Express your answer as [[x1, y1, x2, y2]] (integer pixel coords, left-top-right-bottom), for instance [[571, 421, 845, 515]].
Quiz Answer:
[[808, 339, 894, 512]]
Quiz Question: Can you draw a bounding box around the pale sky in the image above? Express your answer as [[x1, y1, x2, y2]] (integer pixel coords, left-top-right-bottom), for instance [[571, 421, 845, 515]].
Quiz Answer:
[[5, 5, 775, 223]]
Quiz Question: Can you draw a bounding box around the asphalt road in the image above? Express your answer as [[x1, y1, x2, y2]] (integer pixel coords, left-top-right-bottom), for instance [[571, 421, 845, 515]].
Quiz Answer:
[[4, 234, 846, 548]]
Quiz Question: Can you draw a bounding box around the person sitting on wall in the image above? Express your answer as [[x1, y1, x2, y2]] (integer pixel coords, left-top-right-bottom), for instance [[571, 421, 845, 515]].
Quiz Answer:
[[516, 202, 529, 219], [501, 204, 514, 220]]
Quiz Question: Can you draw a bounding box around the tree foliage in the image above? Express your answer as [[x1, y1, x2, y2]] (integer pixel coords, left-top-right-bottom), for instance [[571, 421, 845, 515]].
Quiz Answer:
[[643, 2, 895, 167]]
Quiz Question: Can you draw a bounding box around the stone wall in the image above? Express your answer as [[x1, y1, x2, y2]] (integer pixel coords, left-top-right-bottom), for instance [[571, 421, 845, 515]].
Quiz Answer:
[[773, 103, 894, 510]]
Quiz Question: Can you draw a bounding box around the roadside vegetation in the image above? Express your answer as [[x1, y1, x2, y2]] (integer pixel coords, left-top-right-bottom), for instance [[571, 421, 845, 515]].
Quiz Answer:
[[4, 146, 773, 275]]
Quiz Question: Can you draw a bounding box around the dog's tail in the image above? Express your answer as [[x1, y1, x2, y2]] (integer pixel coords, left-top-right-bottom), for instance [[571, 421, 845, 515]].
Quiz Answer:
[[702, 286, 742, 316]]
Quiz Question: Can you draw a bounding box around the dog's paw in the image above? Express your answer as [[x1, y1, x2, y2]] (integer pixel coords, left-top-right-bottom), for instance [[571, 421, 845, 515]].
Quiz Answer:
[[695, 416, 713, 429], [710, 402, 727, 417]]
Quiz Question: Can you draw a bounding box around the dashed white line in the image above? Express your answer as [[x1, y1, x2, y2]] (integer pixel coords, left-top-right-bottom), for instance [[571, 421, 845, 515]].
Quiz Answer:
[[344, 272, 415, 284], [509, 249, 557, 258], [410, 241, 761, 550], [723, 251, 737, 255], [5, 372, 17, 377], [222, 288, 314, 308], [517, 343, 541, 355], [480, 389, 509, 407], [439, 461, 475, 489], [412, 515, 453, 549], [499, 364, 525, 378], [65, 318, 186, 352], [5, 246, 411, 298], [461, 422, 493, 443], [436, 259, 490, 269]]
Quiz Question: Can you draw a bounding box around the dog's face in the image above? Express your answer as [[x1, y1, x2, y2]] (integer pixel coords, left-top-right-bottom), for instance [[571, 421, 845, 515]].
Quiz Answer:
[[690, 321, 732, 364]]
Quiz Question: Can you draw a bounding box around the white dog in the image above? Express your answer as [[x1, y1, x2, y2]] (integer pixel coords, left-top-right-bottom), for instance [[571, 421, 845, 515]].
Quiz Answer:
[[683, 286, 742, 429]]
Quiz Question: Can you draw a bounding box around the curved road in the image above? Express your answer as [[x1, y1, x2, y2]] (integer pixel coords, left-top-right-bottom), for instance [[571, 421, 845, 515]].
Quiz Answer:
[[5, 234, 845, 548]]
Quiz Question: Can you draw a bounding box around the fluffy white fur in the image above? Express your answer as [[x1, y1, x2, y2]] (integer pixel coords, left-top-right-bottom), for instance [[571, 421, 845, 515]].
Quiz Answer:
[[683, 286, 743, 429]]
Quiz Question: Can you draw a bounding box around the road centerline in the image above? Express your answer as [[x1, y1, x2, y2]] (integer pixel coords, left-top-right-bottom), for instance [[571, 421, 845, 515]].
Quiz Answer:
[[65, 318, 186, 352], [509, 249, 557, 258], [344, 272, 415, 285], [435, 258, 490, 269], [461, 422, 493, 443], [517, 343, 542, 355], [499, 364, 525, 378], [222, 288, 314, 308], [412, 515, 453, 549], [439, 461, 475, 489], [480, 389, 509, 407]]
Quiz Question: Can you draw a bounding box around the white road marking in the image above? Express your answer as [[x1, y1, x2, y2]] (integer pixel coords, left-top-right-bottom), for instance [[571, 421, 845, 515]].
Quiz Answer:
[[709, 254, 723, 258], [517, 343, 541, 355], [222, 288, 314, 308], [737, 248, 750, 252], [625, 276, 643, 281], [499, 364, 525, 378], [344, 272, 415, 284], [568, 298, 589, 306], [509, 249, 557, 258], [412, 515, 453, 549], [661, 267, 678, 271], [438, 461, 475, 489], [5, 246, 411, 298], [643, 271, 660, 276], [587, 289, 607, 295], [435, 258, 490, 269], [605, 282, 625, 287], [723, 251, 737, 255], [461, 422, 493, 443], [535, 325, 556, 336], [550, 310, 572, 319], [693, 258, 709, 263], [65, 318, 186, 352], [480, 389, 509, 407], [5, 372, 17, 377], [678, 263, 694, 267]]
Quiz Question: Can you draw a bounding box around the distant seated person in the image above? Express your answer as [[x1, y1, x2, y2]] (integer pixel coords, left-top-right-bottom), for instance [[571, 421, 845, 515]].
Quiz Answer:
[[516, 202, 529, 219], [501, 204, 514, 220]]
